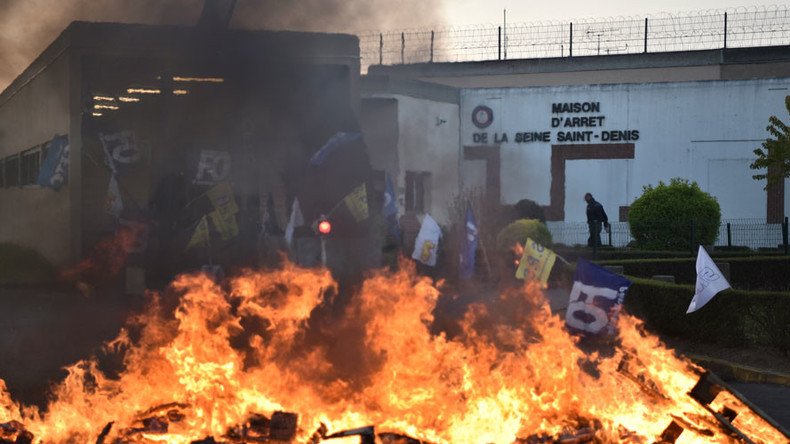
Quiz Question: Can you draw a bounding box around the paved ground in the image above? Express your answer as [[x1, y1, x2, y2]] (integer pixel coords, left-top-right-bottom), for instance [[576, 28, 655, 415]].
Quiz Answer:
[[729, 382, 790, 433]]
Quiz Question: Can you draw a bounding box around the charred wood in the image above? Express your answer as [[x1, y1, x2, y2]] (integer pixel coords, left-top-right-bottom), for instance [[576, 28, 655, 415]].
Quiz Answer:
[[0, 421, 33, 444]]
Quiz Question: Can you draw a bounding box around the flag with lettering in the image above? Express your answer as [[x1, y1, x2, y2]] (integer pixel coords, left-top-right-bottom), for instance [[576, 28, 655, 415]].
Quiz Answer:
[[687, 246, 731, 313], [382, 173, 401, 241], [412, 214, 441, 267], [566, 259, 631, 336], [37, 135, 69, 190], [343, 183, 369, 222], [459, 205, 478, 279], [515, 238, 557, 286], [100, 131, 140, 174]]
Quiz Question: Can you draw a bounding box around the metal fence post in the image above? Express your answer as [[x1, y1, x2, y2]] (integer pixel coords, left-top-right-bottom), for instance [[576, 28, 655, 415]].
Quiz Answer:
[[569, 22, 573, 57], [401, 32, 405, 64], [498, 26, 502, 60], [379, 33, 383, 65], [430, 30, 435, 63], [726, 222, 732, 247], [724, 12, 728, 49], [644, 17, 648, 53], [608, 224, 613, 246]]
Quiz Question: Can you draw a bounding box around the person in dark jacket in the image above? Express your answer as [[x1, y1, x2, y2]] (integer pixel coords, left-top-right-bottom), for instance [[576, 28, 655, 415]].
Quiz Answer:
[[585, 193, 609, 247]]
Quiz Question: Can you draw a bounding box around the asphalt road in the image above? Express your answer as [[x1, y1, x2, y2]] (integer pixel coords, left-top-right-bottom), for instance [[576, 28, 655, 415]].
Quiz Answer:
[[729, 382, 790, 434]]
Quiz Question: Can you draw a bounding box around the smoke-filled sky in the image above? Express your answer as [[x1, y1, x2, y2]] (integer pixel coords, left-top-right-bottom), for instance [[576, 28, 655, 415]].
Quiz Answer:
[[0, 0, 775, 91]]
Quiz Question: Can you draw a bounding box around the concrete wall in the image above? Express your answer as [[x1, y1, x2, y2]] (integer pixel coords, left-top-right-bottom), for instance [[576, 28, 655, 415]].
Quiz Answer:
[[0, 52, 72, 265], [461, 78, 790, 222]]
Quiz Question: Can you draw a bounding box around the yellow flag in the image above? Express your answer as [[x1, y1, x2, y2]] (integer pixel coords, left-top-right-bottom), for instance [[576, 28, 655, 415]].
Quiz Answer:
[[186, 216, 210, 249], [209, 209, 239, 241], [515, 237, 557, 285], [207, 182, 238, 214], [343, 183, 369, 221]]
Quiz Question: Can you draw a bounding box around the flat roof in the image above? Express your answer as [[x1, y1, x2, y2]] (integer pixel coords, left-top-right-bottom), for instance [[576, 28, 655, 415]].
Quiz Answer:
[[1, 21, 360, 104]]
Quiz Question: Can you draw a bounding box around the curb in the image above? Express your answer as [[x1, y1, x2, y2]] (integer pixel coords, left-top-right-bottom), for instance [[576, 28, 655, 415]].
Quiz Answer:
[[687, 353, 790, 387]]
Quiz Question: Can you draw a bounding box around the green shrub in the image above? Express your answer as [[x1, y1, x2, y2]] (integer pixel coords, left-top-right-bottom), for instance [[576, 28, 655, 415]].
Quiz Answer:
[[496, 219, 552, 251], [600, 256, 790, 291], [628, 178, 721, 250], [0, 243, 55, 285], [625, 277, 790, 352], [509, 199, 546, 223]]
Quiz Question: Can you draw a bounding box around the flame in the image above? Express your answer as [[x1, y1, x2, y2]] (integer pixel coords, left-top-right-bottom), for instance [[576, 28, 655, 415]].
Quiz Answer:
[[0, 260, 784, 443], [512, 242, 524, 267]]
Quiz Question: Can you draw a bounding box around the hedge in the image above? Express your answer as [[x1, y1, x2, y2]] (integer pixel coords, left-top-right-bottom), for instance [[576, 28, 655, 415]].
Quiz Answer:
[[600, 256, 790, 291], [553, 247, 783, 263], [625, 277, 790, 352]]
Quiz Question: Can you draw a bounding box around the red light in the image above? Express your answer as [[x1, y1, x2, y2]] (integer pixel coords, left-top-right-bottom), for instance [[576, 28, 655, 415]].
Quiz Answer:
[[318, 220, 332, 235]]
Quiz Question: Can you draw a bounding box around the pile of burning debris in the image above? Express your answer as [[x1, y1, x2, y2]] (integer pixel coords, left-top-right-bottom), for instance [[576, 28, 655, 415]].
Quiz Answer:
[[3, 370, 786, 444]]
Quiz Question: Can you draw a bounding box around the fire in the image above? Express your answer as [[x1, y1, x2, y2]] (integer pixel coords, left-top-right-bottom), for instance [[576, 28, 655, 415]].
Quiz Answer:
[[0, 260, 785, 443]]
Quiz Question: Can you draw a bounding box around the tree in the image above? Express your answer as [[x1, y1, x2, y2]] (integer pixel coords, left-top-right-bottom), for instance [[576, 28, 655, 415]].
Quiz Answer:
[[750, 95, 790, 187], [628, 178, 721, 250]]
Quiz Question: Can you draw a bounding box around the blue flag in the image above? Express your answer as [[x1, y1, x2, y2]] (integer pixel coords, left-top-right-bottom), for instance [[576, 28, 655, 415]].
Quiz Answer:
[[37, 135, 69, 190], [566, 259, 631, 336], [309, 132, 362, 166], [382, 174, 401, 241], [459, 205, 478, 279]]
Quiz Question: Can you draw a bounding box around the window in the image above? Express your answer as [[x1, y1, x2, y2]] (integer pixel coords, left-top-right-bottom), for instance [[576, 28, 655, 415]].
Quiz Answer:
[[4, 155, 19, 187], [20, 147, 41, 186], [405, 171, 431, 213]]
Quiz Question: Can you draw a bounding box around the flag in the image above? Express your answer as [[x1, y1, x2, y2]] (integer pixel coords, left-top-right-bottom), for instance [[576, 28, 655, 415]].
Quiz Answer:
[[343, 183, 369, 222], [100, 131, 140, 174], [309, 132, 362, 166], [515, 237, 557, 286], [284, 197, 304, 247], [105, 174, 123, 217], [207, 182, 238, 215], [459, 205, 478, 279], [566, 259, 632, 336], [687, 246, 731, 313], [187, 216, 210, 249], [209, 209, 239, 241], [412, 214, 441, 266], [37, 135, 69, 190], [194, 149, 232, 185], [382, 174, 401, 241]]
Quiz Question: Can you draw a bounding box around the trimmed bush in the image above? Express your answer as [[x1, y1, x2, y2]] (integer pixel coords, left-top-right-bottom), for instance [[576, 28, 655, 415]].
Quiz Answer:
[[509, 199, 546, 223], [0, 243, 55, 286], [625, 277, 790, 352], [628, 178, 721, 250], [600, 256, 790, 291], [496, 219, 552, 251]]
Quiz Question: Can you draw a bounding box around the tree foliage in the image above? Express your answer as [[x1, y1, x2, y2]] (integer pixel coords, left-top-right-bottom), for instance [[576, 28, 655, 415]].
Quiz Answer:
[[628, 178, 721, 250], [751, 95, 790, 187]]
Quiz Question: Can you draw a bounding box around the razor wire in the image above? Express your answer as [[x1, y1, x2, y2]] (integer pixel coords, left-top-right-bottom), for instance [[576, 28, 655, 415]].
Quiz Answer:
[[358, 5, 790, 71]]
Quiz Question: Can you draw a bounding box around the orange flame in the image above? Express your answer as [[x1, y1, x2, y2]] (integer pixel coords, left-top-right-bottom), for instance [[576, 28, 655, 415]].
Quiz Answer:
[[0, 260, 784, 443]]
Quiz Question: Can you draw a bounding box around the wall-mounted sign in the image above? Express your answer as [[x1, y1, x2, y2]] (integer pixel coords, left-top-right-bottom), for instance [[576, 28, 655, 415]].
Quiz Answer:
[[471, 105, 494, 129]]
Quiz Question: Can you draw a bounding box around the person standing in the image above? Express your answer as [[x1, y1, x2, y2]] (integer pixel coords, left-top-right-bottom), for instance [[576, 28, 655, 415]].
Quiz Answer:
[[585, 193, 609, 247]]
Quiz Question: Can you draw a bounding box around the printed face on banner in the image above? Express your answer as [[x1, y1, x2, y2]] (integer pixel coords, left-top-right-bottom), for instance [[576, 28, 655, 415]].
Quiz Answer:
[[195, 150, 232, 185], [566, 282, 625, 335]]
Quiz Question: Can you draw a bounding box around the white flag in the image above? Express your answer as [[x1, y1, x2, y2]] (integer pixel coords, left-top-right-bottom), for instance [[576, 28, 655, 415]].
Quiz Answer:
[[687, 246, 731, 313], [105, 174, 123, 217], [284, 197, 304, 247], [411, 214, 441, 266]]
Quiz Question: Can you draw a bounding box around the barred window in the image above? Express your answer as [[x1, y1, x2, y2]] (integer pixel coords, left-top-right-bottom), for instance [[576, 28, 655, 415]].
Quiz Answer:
[[20, 147, 41, 186], [4, 155, 19, 187]]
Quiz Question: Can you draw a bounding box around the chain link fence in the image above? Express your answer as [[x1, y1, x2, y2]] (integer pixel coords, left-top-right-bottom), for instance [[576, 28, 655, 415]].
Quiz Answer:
[[359, 5, 790, 71], [546, 218, 790, 250]]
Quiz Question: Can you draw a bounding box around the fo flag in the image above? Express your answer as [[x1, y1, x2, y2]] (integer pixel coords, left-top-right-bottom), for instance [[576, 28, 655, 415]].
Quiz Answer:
[[37, 135, 69, 190], [566, 259, 631, 336], [309, 132, 362, 166], [459, 205, 478, 279], [382, 174, 401, 241], [687, 246, 731, 313], [412, 214, 441, 266]]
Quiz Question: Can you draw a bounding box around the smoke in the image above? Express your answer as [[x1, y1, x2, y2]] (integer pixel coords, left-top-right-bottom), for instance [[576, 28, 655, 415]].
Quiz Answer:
[[0, 0, 445, 92]]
